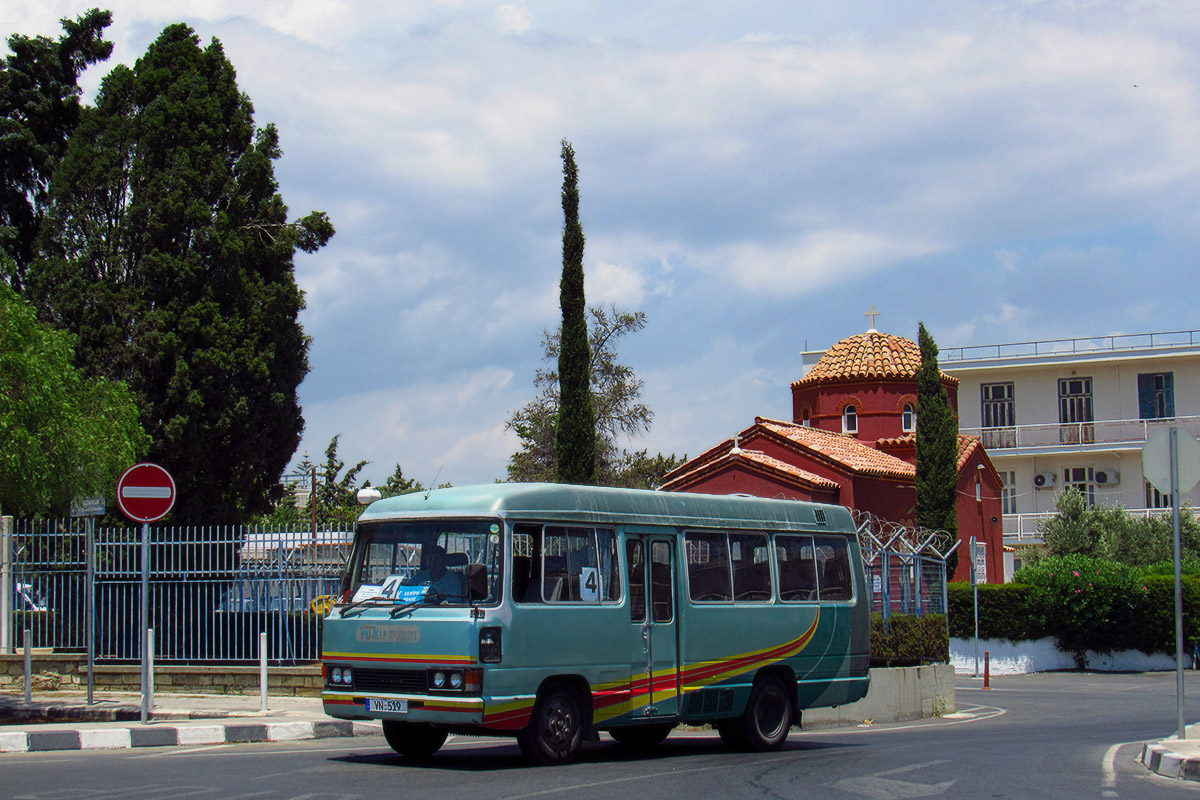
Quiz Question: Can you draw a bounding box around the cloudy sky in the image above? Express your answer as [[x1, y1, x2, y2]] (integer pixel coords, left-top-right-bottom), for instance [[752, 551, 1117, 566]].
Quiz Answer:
[[7, 1, 1200, 487]]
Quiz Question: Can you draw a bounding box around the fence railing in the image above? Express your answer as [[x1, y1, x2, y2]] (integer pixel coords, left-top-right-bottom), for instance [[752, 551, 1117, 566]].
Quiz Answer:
[[3, 518, 351, 665], [853, 510, 952, 619], [1003, 507, 1172, 543], [960, 415, 1200, 452], [941, 329, 1200, 363]]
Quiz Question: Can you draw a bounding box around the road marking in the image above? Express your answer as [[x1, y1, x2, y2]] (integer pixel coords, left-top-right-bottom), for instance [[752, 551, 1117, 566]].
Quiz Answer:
[[1102, 740, 1141, 797]]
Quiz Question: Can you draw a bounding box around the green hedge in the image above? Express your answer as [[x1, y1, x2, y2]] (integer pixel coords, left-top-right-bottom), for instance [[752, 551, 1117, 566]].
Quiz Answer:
[[948, 583, 1046, 641], [948, 559, 1200, 659], [871, 613, 948, 667]]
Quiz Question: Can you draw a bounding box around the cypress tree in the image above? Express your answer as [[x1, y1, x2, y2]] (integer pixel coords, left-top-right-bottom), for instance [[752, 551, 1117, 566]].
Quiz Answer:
[[27, 24, 333, 523], [915, 322, 959, 543], [554, 140, 596, 484]]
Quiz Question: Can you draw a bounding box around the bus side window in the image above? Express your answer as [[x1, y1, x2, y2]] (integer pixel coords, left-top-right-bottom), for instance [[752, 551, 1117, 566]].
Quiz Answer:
[[511, 524, 541, 603], [730, 533, 770, 602], [627, 539, 645, 622], [813, 535, 853, 602], [776, 534, 817, 602], [686, 532, 731, 602]]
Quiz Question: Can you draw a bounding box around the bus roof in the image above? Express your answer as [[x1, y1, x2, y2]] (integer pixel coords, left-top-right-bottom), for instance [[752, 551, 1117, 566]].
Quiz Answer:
[[357, 483, 855, 533]]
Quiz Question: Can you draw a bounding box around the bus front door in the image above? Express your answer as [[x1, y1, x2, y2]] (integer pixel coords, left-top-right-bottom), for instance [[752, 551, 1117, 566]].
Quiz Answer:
[[626, 536, 679, 720]]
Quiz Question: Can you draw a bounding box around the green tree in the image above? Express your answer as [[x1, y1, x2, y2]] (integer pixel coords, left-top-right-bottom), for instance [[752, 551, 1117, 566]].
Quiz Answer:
[[914, 322, 959, 566], [1039, 487, 1200, 566], [554, 139, 595, 484], [0, 283, 146, 516], [0, 9, 113, 289], [27, 24, 333, 523], [507, 305, 683, 488]]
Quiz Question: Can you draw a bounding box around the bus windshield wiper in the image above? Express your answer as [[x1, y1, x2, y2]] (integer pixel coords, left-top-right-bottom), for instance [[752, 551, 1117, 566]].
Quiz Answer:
[[338, 596, 402, 617]]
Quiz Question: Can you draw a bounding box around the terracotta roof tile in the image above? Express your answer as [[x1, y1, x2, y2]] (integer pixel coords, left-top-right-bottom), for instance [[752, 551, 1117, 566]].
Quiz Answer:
[[755, 417, 915, 480], [659, 447, 842, 492], [793, 330, 958, 388]]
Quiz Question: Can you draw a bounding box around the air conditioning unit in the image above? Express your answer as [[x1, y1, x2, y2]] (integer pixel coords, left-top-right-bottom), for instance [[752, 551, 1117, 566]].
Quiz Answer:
[[1033, 472, 1057, 489], [1095, 469, 1120, 486]]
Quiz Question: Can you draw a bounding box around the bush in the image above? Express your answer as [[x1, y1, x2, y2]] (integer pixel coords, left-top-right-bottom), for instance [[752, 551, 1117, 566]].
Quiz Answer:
[[947, 582, 1046, 641], [1015, 555, 1145, 663], [1132, 574, 1200, 654], [871, 613, 948, 667]]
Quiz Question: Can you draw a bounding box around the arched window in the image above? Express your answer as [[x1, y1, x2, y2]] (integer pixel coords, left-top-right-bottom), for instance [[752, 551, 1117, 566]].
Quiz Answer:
[[902, 403, 916, 432], [842, 404, 858, 434], [801, 409, 811, 427]]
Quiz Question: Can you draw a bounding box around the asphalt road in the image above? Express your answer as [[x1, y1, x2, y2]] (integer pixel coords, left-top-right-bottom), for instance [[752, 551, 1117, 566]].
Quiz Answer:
[[4, 672, 1199, 799]]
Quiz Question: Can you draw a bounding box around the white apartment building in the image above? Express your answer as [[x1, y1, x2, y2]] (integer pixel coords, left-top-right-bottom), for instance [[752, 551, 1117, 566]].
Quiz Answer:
[[940, 330, 1200, 548]]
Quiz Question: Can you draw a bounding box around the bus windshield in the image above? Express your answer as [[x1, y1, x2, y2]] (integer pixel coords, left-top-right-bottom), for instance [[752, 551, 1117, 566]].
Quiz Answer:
[[343, 519, 502, 607]]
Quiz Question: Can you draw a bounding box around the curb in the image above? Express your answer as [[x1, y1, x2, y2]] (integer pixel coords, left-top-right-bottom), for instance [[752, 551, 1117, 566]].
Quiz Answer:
[[1141, 742, 1200, 781], [0, 719, 381, 754]]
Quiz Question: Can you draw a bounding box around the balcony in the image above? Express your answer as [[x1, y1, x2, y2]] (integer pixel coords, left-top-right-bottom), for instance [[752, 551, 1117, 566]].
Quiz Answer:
[[1004, 508, 1172, 544], [942, 329, 1200, 363], [960, 415, 1200, 454]]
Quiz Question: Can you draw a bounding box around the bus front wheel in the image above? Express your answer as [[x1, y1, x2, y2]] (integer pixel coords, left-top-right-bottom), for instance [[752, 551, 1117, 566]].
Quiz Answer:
[[725, 676, 792, 751], [517, 682, 586, 765], [382, 720, 448, 758]]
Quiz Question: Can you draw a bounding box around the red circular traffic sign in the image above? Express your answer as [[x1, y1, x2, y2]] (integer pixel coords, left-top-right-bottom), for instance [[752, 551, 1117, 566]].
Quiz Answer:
[[116, 463, 176, 523]]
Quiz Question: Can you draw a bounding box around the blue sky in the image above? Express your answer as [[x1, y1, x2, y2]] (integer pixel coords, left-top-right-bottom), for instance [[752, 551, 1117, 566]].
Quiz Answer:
[[7, 2, 1200, 487]]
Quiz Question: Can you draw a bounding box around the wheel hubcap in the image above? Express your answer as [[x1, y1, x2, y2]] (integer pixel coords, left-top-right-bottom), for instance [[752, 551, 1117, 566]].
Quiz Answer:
[[543, 700, 574, 746]]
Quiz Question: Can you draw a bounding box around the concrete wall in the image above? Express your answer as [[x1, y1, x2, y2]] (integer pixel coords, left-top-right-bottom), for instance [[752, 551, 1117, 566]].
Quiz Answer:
[[0, 654, 322, 696], [802, 665, 956, 728], [950, 637, 1180, 674]]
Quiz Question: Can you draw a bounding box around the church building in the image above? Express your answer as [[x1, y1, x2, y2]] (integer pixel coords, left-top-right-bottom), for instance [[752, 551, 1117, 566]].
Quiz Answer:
[[659, 324, 1006, 583]]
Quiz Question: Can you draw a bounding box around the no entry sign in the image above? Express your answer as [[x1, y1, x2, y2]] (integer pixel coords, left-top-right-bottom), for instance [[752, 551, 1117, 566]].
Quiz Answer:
[[117, 463, 176, 523]]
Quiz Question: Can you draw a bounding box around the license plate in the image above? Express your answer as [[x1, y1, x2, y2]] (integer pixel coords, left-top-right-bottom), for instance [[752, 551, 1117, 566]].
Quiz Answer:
[[366, 698, 408, 713]]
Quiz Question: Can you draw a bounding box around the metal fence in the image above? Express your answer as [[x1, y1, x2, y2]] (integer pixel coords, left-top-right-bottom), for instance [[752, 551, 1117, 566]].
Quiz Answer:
[[2, 517, 351, 665], [853, 510, 952, 619]]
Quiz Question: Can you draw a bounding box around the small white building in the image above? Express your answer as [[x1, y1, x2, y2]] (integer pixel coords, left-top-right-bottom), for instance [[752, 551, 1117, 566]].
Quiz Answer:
[[940, 330, 1200, 561]]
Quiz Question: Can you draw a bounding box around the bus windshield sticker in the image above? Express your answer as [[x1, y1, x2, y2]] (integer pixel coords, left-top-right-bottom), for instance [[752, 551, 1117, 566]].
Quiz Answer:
[[351, 584, 383, 603], [381, 575, 430, 603]]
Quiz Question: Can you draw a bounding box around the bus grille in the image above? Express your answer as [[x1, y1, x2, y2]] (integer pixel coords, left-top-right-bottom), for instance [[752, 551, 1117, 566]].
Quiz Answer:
[[353, 668, 427, 693], [684, 688, 735, 717]]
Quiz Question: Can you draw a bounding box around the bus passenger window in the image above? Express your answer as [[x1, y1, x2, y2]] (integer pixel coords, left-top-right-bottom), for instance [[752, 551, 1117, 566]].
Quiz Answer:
[[813, 535, 853, 601], [627, 539, 645, 622], [686, 532, 731, 602], [650, 541, 673, 622], [730, 533, 770, 602], [776, 534, 818, 602], [542, 526, 621, 604]]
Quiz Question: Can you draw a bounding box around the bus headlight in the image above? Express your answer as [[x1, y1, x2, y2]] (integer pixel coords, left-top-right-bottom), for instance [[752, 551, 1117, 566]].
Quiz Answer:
[[431, 670, 446, 689]]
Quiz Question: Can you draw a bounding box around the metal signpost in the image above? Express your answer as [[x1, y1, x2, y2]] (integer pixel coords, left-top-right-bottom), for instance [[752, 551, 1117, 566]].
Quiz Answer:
[[116, 463, 176, 724], [1143, 427, 1200, 740], [70, 496, 105, 704]]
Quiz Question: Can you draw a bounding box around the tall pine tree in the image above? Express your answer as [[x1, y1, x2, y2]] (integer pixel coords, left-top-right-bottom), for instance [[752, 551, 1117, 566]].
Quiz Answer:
[[554, 139, 595, 484], [915, 323, 959, 548], [28, 24, 333, 523], [0, 9, 113, 289]]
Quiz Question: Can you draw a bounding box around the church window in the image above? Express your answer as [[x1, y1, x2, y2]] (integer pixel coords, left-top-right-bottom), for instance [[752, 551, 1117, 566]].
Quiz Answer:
[[902, 403, 916, 432], [842, 405, 858, 434]]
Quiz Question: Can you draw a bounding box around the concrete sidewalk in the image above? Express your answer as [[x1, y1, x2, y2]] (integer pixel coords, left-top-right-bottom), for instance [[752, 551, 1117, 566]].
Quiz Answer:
[[0, 691, 380, 753], [1141, 723, 1200, 781]]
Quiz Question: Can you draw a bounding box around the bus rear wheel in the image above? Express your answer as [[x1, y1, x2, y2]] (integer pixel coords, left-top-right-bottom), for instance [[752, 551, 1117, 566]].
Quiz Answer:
[[737, 676, 792, 751], [517, 682, 586, 765], [382, 720, 448, 758], [609, 723, 674, 750]]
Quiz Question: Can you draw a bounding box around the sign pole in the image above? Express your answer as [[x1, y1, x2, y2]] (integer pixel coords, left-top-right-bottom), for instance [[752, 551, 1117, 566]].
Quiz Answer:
[[971, 536, 979, 678], [141, 521, 150, 724], [1172, 428, 1185, 740], [86, 516, 95, 705]]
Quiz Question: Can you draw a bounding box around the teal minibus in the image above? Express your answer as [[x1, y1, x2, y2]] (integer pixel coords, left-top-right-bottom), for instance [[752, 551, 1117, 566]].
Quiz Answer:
[[321, 483, 869, 764]]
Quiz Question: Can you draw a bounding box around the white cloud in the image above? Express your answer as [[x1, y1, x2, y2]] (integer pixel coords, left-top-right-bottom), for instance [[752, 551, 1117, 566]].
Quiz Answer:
[[495, 3, 534, 36]]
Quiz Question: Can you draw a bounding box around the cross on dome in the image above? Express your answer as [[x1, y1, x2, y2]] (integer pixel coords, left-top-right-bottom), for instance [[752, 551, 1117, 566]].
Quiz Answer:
[[864, 305, 881, 332]]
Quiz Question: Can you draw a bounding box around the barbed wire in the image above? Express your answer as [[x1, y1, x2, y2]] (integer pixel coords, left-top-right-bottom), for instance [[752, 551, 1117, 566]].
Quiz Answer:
[[850, 508, 956, 562]]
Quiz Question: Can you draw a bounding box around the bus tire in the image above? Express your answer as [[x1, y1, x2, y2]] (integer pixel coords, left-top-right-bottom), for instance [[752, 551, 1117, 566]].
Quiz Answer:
[[382, 720, 448, 758], [517, 682, 586, 765], [716, 718, 748, 750], [609, 723, 674, 750], [737, 676, 792, 751]]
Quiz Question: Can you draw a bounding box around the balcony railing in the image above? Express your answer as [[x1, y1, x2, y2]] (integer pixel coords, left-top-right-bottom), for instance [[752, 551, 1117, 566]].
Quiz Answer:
[[960, 415, 1200, 452], [1004, 508, 1172, 543], [942, 329, 1200, 363]]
